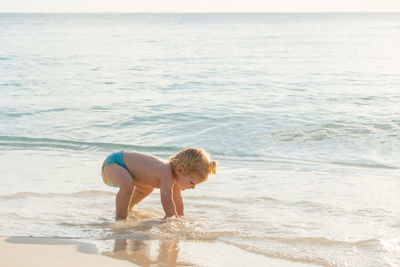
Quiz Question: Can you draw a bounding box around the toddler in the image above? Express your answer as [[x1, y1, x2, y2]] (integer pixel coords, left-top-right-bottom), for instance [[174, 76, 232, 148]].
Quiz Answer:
[[101, 148, 217, 219]]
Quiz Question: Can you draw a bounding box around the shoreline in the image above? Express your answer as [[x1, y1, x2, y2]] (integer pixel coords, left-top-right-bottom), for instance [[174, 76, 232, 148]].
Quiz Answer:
[[0, 236, 314, 266], [0, 236, 135, 267]]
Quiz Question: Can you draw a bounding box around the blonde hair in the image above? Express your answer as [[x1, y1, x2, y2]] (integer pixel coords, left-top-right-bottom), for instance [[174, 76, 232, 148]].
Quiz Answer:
[[169, 148, 217, 178]]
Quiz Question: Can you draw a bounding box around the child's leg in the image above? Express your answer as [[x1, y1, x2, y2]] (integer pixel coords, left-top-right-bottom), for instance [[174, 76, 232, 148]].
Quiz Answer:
[[103, 164, 134, 219], [129, 185, 154, 211]]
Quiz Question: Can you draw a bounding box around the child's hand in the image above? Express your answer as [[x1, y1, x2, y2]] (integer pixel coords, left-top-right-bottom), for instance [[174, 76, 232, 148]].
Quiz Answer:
[[160, 174, 178, 218]]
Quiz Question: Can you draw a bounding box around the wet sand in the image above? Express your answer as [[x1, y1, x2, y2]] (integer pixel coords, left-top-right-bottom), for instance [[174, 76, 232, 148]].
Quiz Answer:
[[1, 236, 313, 266]]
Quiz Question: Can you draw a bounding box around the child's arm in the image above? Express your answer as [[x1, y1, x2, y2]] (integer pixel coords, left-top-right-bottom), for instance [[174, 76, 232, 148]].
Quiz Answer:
[[160, 176, 178, 218], [172, 182, 184, 216], [129, 185, 154, 211]]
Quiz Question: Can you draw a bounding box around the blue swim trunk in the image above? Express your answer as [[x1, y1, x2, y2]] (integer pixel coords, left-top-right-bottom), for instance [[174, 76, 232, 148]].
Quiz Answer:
[[101, 150, 128, 187]]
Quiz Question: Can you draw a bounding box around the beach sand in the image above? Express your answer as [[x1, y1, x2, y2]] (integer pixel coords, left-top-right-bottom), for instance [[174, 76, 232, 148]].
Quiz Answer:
[[0, 237, 134, 267], [0, 236, 313, 266]]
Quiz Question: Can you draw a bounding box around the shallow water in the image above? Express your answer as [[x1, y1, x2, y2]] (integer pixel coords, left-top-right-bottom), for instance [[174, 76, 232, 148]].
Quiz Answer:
[[1, 13, 400, 266]]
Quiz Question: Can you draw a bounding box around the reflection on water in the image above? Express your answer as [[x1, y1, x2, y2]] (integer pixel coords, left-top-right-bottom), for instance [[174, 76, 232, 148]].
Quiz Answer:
[[98, 212, 312, 266], [103, 238, 186, 267], [100, 236, 305, 267], [102, 217, 189, 266]]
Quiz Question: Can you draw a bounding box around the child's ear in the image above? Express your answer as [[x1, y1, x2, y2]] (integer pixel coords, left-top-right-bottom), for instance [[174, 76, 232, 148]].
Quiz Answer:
[[177, 165, 185, 174]]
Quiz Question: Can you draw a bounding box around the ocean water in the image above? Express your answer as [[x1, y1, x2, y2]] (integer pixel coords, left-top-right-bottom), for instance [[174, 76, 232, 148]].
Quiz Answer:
[[1, 13, 400, 266]]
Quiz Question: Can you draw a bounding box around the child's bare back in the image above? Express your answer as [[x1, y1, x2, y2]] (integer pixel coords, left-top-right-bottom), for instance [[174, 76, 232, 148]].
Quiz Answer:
[[123, 151, 171, 188], [101, 148, 217, 220]]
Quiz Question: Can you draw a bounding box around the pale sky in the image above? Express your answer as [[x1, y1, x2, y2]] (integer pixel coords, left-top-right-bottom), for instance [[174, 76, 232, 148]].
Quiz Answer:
[[1, 0, 400, 13]]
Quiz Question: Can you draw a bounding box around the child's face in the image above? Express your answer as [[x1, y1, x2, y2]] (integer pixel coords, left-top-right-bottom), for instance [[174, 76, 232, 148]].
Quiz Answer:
[[175, 165, 206, 190]]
